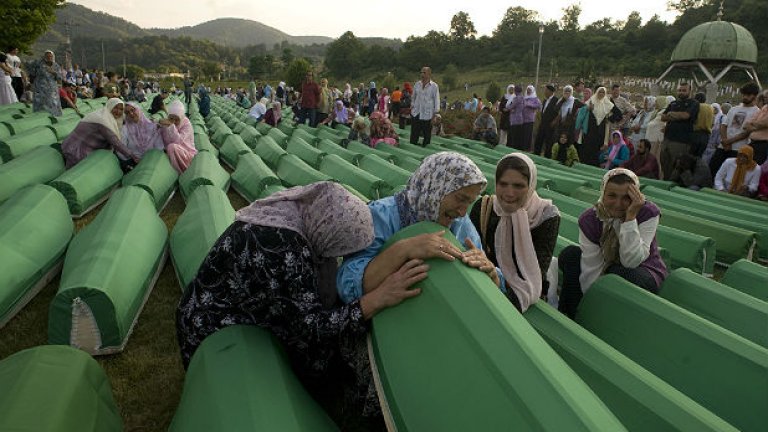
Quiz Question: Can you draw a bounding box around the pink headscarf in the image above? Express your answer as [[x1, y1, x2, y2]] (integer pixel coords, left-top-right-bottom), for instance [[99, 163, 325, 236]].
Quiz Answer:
[[123, 102, 164, 156], [602, 131, 627, 169], [492, 153, 557, 312]]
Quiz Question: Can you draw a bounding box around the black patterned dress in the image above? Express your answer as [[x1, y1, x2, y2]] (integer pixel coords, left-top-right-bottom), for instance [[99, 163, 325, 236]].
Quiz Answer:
[[176, 221, 370, 375]]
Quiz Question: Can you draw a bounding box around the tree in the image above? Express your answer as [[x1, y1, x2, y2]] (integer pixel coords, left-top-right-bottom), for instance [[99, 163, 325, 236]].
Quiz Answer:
[[3, 0, 65, 52], [494, 6, 539, 36], [560, 3, 582, 32], [124, 64, 144, 81], [449, 11, 477, 40], [442, 64, 459, 91], [324, 31, 365, 77], [284, 58, 312, 89], [248, 55, 267, 77], [281, 48, 294, 65], [624, 11, 642, 31], [667, 0, 711, 13], [485, 81, 501, 104]]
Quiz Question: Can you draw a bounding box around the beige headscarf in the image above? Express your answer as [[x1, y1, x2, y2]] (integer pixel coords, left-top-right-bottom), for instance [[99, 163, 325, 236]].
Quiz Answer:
[[595, 168, 640, 270], [492, 153, 556, 312], [589, 87, 614, 125], [81, 98, 124, 141]]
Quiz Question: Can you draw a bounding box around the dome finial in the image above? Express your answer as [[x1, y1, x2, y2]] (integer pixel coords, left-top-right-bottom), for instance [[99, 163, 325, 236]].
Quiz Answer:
[[717, 0, 724, 21]]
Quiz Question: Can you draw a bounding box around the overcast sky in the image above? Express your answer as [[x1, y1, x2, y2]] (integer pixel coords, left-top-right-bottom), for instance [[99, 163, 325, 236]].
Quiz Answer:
[[72, 0, 682, 40]]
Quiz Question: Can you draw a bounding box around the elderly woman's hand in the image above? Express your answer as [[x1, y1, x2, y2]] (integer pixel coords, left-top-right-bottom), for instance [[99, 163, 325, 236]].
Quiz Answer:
[[402, 231, 463, 262], [462, 238, 500, 287], [362, 259, 427, 319]]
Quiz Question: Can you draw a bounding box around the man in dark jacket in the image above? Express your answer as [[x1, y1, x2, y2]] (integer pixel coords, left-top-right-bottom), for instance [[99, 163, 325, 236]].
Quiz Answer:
[[534, 83, 560, 156]]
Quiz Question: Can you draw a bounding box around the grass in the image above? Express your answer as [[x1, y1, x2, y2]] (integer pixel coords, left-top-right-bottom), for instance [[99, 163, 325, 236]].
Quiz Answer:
[[0, 188, 248, 432]]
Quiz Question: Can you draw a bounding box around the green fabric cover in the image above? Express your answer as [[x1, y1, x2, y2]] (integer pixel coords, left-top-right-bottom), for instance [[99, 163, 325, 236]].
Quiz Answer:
[[47, 120, 79, 142], [0, 146, 65, 204], [277, 121, 295, 136], [392, 155, 422, 172], [219, 134, 252, 168], [319, 154, 389, 200], [346, 140, 395, 162], [0, 345, 122, 432], [259, 183, 287, 199], [253, 136, 288, 168], [721, 259, 768, 302], [230, 153, 282, 202], [267, 127, 289, 147], [697, 187, 768, 211], [178, 152, 230, 200], [194, 132, 218, 156], [660, 268, 768, 349], [0, 185, 72, 327], [538, 172, 591, 196], [317, 139, 360, 164], [254, 121, 274, 135], [286, 136, 325, 168], [238, 125, 262, 147], [525, 302, 738, 432], [3, 115, 53, 135], [210, 126, 233, 148], [169, 325, 338, 431], [49, 150, 123, 215], [0, 126, 59, 162], [170, 185, 235, 290], [374, 143, 423, 161], [371, 221, 625, 431], [577, 274, 768, 432], [276, 154, 332, 187], [315, 129, 342, 144], [121, 149, 178, 211], [290, 128, 317, 145], [49, 186, 167, 351], [397, 142, 441, 157], [357, 154, 411, 191]]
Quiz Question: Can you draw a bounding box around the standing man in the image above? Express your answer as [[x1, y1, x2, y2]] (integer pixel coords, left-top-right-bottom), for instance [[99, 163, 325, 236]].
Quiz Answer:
[[410, 66, 440, 146], [659, 82, 699, 180], [183, 76, 193, 105], [711, 82, 760, 175], [534, 83, 560, 156], [609, 84, 636, 135], [299, 71, 320, 127]]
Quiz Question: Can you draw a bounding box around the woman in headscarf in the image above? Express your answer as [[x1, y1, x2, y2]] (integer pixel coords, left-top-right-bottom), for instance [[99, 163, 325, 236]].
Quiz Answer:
[[61, 98, 136, 168], [398, 82, 413, 130], [122, 102, 164, 162], [338, 152, 502, 305], [551, 131, 580, 167], [628, 96, 656, 146], [327, 99, 350, 127], [552, 85, 584, 144], [177, 182, 419, 426], [348, 115, 370, 146], [368, 111, 398, 147], [263, 101, 282, 127], [714, 146, 762, 197], [507, 85, 525, 149], [522, 85, 541, 151], [498, 84, 514, 146], [197, 86, 211, 118], [377, 87, 389, 117], [276, 81, 286, 105], [159, 100, 197, 173], [366, 81, 377, 117], [469, 153, 560, 312], [248, 97, 268, 121], [30, 50, 62, 116], [645, 95, 672, 177], [0, 53, 18, 105], [557, 168, 667, 318], [600, 130, 630, 169], [575, 86, 614, 166]]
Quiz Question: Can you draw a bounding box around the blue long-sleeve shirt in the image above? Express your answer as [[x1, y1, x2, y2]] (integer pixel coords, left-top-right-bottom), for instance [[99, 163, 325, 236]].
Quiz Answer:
[[336, 196, 506, 303]]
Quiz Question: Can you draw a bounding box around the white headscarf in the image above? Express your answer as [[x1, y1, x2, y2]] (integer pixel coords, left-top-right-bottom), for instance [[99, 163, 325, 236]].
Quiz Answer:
[[560, 85, 575, 119], [589, 87, 615, 125], [524, 85, 537, 99], [82, 98, 124, 141], [505, 84, 516, 109], [167, 99, 186, 118], [492, 153, 557, 312]]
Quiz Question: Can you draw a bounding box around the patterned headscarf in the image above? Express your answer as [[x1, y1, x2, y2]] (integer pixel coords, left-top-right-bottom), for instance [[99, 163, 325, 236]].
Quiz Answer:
[[595, 168, 640, 270], [394, 152, 487, 227]]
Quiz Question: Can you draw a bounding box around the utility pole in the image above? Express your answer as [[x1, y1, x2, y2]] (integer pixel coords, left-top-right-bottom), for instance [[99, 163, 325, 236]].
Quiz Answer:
[[62, 19, 80, 72]]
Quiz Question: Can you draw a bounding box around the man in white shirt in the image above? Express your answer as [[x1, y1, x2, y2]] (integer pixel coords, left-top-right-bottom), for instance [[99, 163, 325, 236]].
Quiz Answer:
[[5, 47, 24, 101], [711, 82, 760, 174], [410, 66, 440, 146]]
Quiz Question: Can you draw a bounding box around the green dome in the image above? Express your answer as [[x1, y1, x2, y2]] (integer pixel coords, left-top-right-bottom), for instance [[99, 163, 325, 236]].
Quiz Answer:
[[670, 21, 757, 64]]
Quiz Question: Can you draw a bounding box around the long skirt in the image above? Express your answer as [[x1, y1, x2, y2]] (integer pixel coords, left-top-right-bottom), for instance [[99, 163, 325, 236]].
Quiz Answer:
[[166, 144, 196, 173]]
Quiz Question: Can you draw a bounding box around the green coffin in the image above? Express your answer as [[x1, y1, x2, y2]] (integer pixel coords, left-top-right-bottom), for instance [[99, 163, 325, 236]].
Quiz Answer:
[[121, 149, 178, 211], [357, 154, 411, 191], [170, 185, 235, 290], [346, 141, 395, 162], [47, 120, 79, 142], [238, 125, 262, 147], [319, 154, 389, 200], [194, 133, 218, 156], [697, 187, 768, 212], [660, 268, 768, 349], [374, 143, 424, 162], [317, 139, 361, 164], [49, 149, 123, 216], [525, 302, 737, 432], [178, 151, 230, 200], [290, 128, 317, 145], [0, 125, 59, 162], [370, 221, 625, 431], [253, 136, 288, 168], [0, 345, 122, 432], [0, 146, 64, 204], [267, 127, 289, 147], [2, 114, 53, 135], [219, 134, 252, 168], [210, 126, 233, 148], [0, 185, 72, 328], [48, 186, 168, 355], [286, 136, 325, 168], [721, 259, 768, 302], [230, 153, 281, 202], [577, 274, 768, 432], [276, 154, 332, 187], [169, 325, 338, 432], [259, 183, 287, 199]]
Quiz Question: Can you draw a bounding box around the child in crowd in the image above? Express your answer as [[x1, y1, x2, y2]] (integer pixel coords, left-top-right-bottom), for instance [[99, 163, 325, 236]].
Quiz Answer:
[[551, 132, 580, 167]]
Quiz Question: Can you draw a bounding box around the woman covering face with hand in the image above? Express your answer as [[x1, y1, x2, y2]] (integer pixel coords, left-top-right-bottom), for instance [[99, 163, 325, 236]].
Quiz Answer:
[[557, 168, 668, 318], [337, 152, 504, 306]]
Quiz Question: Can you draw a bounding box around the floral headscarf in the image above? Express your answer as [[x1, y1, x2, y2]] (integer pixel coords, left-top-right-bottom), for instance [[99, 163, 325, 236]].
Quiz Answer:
[[394, 152, 487, 227]]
